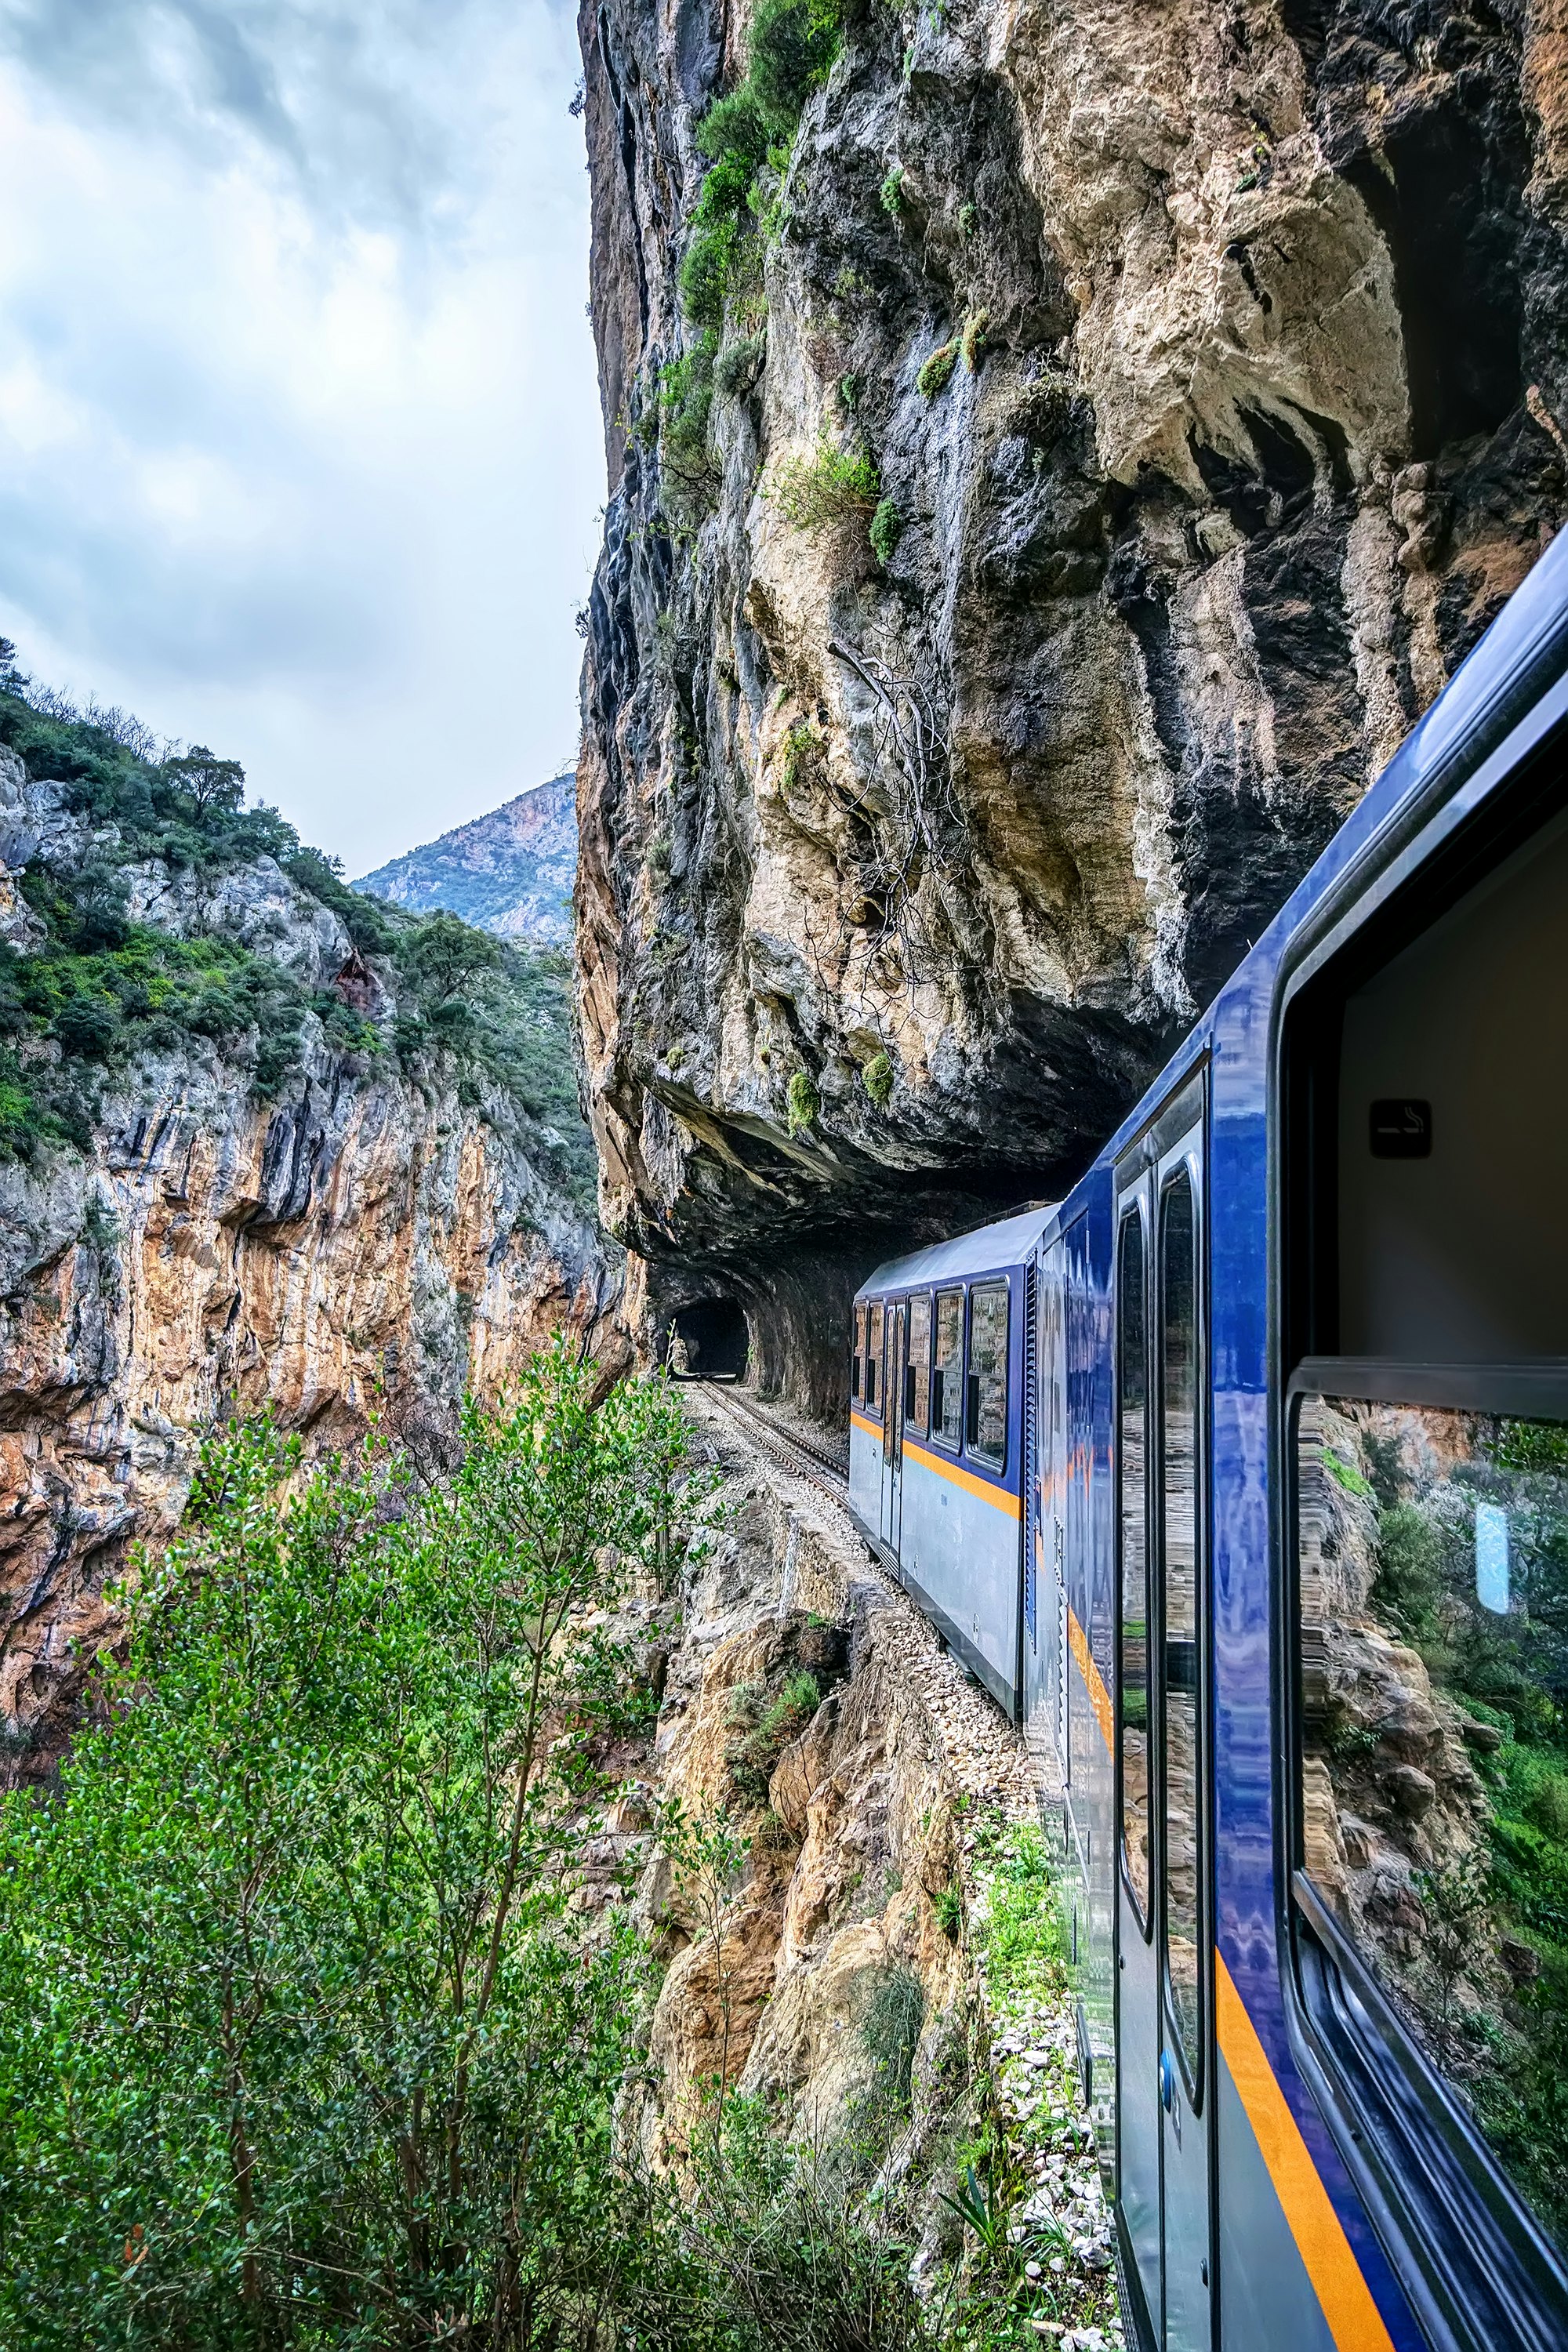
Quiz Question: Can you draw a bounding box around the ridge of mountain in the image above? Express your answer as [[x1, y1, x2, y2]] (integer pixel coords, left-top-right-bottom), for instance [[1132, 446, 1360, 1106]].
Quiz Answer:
[[354, 772, 577, 946]]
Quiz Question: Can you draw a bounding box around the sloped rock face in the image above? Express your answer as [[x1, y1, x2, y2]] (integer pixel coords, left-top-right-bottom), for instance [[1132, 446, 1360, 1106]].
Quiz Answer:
[[576, 0, 1568, 1405], [0, 786, 620, 1780]]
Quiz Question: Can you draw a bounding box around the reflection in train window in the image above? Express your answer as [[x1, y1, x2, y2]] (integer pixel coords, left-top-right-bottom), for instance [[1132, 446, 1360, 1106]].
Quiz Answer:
[[1119, 1210, 1150, 1927], [907, 1293, 931, 1434], [932, 1288, 963, 1446], [967, 1283, 1008, 1467], [1160, 1171, 1203, 2094], [1298, 1394, 1568, 2255], [852, 1302, 865, 1401], [866, 1303, 883, 1412]]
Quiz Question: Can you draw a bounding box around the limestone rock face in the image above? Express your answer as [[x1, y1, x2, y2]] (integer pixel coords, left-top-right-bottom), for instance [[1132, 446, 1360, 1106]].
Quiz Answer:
[[575, 0, 1568, 1401], [0, 778, 621, 1776]]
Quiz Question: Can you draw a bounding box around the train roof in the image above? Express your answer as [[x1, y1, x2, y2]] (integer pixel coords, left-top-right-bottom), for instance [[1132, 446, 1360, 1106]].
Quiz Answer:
[[856, 1204, 1058, 1298]]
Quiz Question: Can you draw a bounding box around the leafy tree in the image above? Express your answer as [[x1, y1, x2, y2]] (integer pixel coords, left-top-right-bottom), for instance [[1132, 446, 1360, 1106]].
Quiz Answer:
[[0, 1343, 703, 2347], [399, 906, 503, 1004], [160, 744, 247, 817]]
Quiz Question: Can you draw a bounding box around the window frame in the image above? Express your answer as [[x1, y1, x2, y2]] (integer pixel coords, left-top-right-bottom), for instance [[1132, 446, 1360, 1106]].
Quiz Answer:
[[931, 1285, 964, 1453], [852, 1301, 866, 1403], [906, 1290, 932, 1437], [866, 1300, 884, 1417], [1272, 717, 1568, 2345], [964, 1278, 1010, 1473]]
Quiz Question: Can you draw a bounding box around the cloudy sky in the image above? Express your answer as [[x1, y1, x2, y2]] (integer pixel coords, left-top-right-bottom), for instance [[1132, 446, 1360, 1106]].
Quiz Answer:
[[0, 0, 604, 874]]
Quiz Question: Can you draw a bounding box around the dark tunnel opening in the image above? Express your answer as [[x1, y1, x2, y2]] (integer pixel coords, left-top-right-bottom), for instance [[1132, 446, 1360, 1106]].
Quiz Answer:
[[670, 1297, 750, 1381]]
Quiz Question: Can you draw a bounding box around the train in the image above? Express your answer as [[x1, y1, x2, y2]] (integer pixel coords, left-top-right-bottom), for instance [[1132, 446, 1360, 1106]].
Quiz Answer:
[[847, 526, 1568, 2352]]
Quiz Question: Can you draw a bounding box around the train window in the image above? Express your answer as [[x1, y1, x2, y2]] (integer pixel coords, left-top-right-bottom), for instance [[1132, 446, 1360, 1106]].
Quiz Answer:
[[852, 1303, 865, 1401], [907, 1293, 931, 1434], [1297, 1388, 1568, 2257], [866, 1302, 883, 1413], [967, 1283, 1008, 1468], [1160, 1171, 1203, 2096], [932, 1288, 963, 1447], [1119, 1209, 1151, 1929]]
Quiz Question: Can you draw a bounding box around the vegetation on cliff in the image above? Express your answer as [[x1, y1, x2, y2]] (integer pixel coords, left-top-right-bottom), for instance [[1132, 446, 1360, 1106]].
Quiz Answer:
[[0, 1345, 1099, 2349], [0, 1346, 694, 2345], [0, 648, 593, 1206]]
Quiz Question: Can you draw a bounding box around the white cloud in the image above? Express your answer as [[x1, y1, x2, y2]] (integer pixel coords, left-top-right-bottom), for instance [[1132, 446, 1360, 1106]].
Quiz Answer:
[[0, 0, 603, 870]]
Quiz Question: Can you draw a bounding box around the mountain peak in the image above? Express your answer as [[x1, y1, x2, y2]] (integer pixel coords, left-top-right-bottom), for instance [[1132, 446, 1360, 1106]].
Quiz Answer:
[[354, 771, 576, 944]]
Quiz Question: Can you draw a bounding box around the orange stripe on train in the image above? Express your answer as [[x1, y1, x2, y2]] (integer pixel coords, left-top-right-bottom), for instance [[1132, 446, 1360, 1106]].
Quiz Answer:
[[1067, 1606, 1114, 1751], [1216, 1954, 1395, 2352], [901, 1437, 1021, 1518]]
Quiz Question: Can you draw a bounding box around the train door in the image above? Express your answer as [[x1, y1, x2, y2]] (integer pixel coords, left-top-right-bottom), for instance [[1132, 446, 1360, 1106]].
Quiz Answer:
[[1114, 1169, 1161, 2330], [1152, 1118, 1211, 2350], [1025, 1241, 1068, 1780], [1116, 1092, 1213, 2350], [880, 1298, 906, 1549]]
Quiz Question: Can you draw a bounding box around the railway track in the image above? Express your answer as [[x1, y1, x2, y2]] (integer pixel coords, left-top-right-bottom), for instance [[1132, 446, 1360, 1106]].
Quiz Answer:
[[695, 1381, 850, 1502]]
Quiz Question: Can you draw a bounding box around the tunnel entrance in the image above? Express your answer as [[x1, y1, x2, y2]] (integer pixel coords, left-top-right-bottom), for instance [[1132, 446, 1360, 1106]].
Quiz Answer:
[[670, 1297, 750, 1381]]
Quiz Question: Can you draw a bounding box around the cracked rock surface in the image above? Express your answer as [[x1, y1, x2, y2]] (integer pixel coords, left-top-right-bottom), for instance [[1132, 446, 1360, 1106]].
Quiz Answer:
[[575, 0, 1568, 1408]]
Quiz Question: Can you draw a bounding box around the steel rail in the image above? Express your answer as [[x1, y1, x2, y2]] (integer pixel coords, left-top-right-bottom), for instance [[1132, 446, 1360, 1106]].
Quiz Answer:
[[696, 1383, 850, 1502]]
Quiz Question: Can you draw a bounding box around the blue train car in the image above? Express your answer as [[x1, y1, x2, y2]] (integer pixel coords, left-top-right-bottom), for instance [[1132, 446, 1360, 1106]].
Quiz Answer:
[[849, 1209, 1052, 1716], [849, 528, 1568, 2349]]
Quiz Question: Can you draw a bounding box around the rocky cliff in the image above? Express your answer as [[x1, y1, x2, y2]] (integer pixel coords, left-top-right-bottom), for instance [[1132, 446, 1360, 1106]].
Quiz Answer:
[[575, 0, 1568, 1405], [0, 716, 617, 1781]]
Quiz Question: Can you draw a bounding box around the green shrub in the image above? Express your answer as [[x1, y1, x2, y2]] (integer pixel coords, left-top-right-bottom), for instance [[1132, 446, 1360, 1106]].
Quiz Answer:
[[957, 198, 978, 237], [658, 331, 721, 508], [696, 85, 771, 172], [681, 0, 841, 329], [0, 1351, 706, 2347], [786, 1069, 821, 1132], [713, 331, 768, 398], [862, 1049, 894, 1107], [729, 1669, 822, 1803], [769, 436, 880, 532], [879, 164, 906, 216], [978, 1826, 1066, 2013], [961, 306, 990, 372], [748, 0, 840, 138], [916, 338, 960, 397], [779, 718, 824, 792], [869, 497, 903, 566]]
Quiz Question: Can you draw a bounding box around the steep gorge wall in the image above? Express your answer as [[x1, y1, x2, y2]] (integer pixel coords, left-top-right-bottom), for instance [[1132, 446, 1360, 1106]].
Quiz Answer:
[[575, 0, 1568, 1406]]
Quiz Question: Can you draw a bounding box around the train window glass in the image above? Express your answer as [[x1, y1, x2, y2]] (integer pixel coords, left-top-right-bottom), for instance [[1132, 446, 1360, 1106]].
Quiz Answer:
[[1160, 1171, 1203, 2095], [1298, 1391, 1568, 2256], [933, 1288, 963, 1446], [967, 1284, 1008, 1468], [866, 1303, 883, 1413], [1119, 1210, 1151, 1929], [908, 1293, 931, 1434], [852, 1303, 865, 1401]]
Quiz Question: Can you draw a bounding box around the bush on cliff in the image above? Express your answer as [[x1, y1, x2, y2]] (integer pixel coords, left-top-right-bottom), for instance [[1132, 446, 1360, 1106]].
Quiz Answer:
[[678, 0, 841, 335], [0, 1344, 702, 2349]]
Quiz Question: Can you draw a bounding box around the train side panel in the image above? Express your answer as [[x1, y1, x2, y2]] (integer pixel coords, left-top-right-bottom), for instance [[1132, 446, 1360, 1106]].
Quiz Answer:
[[895, 1446, 1021, 1711], [849, 1410, 880, 1530]]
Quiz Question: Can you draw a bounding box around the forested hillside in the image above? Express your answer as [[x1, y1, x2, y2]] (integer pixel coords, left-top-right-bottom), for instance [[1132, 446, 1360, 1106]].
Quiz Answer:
[[0, 648, 615, 1779]]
